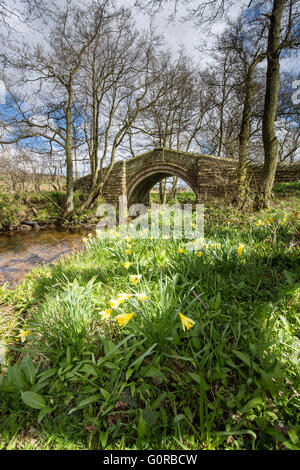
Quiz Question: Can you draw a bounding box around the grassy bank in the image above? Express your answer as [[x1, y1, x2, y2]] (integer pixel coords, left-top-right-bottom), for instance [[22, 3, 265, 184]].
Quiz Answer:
[[0, 191, 99, 231], [0, 194, 299, 450]]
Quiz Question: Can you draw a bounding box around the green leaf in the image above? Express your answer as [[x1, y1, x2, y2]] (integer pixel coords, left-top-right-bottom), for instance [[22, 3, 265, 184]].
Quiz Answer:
[[9, 366, 28, 391], [174, 414, 186, 423], [70, 394, 100, 413], [214, 292, 221, 310], [30, 382, 49, 393], [66, 347, 72, 364], [80, 364, 98, 376], [98, 334, 135, 365], [142, 408, 160, 426], [100, 430, 109, 448], [184, 406, 193, 422], [126, 368, 134, 382], [143, 366, 165, 379], [152, 392, 167, 410], [232, 350, 261, 373], [288, 428, 299, 445], [188, 372, 209, 390], [163, 352, 195, 362], [137, 409, 147, 439], [130, 343, 157, 369], [21, 357, 36, 385], [38, 406, 51, 424], [240, 397, 264, 414], [21, 391, 46, 409], [100, 388, 110, 400], [37, 368, 57, 383]]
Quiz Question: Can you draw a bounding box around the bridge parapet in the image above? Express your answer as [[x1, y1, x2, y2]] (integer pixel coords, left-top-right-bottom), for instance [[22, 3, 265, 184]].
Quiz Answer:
[[75, 148, 300, 207]]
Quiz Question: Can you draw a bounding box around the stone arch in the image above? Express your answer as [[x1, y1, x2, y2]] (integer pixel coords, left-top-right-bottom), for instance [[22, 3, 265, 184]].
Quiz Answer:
[[126, 163, 200, 206]]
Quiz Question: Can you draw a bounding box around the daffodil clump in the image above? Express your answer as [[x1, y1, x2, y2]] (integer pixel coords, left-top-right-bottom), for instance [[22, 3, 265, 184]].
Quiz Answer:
[[3, 193, 299, 450], [99, 269, 197, 333]]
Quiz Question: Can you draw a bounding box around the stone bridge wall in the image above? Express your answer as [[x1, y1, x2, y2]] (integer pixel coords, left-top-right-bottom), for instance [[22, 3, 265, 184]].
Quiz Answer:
[[75, 148, 300, 206]]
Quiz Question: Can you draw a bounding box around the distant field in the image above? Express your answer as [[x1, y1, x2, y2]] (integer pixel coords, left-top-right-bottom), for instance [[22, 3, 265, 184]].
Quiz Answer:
[[0, 173, 65, 193], [150, 191, 197, 204]]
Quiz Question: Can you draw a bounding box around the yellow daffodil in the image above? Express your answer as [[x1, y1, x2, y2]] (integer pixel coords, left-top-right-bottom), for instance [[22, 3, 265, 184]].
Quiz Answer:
[[99, 309, 112, 320], [237, 243, 245, 256], [17, 329, 30, 343], [178, 248, 184, 254], [88, 233, 93, 238], [192, 222, 197, 229], [197, 251, 203, 257], [109, 298, 122, 309], [123, 261, 132, 269], [130, 274, 142, 285], [125, 236, 132, 243], [117, 292, 133, 301], [178, 313, 195, 332], [149, 236, 153, 241], [82, 237, 88, 243], [116, 313, 135, 327], [136, 293, 148, 301], [125, 249, 131, 255], [45, 272, 52, 279]]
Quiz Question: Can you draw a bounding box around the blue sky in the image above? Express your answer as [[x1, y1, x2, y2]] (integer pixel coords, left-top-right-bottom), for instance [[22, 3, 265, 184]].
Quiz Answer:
[[126, 0, 300, 73]]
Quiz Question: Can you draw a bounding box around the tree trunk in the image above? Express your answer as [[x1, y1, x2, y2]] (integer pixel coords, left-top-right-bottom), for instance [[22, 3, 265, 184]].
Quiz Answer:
[[256, 0, 285, 209], [170, 176, 178, 201], [238, 66, 255, 200], [65, 106, 74, 215]]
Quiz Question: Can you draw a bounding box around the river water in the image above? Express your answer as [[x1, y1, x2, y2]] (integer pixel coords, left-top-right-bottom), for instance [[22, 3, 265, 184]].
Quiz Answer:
[[0, 228, 94, 285]]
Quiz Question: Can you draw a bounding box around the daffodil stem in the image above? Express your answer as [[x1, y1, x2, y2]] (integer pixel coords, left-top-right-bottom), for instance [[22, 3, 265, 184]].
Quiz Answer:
[[192, 290, 208, 311]]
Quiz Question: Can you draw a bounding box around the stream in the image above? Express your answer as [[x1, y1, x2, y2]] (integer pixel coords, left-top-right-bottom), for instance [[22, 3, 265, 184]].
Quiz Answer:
[[0, 228, 94, 285]]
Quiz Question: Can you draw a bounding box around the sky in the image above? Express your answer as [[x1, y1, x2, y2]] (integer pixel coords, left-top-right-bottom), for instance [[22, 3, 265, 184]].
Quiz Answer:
[[124, 0, 300, 73], [125, 0, 243, 65], [2, 0, 299, 71], [0, 0, 299, 174]]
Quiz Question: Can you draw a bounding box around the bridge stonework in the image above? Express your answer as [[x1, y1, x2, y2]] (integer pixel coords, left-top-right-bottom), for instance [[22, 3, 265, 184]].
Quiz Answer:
[[77, 148, 300, 207]]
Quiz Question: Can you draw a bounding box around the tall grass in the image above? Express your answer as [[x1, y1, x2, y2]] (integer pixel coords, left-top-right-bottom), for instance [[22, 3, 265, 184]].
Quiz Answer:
[[0, 196, 299, 450]]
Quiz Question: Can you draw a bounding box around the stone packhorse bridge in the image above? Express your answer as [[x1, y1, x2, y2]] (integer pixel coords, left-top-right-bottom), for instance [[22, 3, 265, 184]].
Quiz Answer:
[[77, 148, 300, 206]]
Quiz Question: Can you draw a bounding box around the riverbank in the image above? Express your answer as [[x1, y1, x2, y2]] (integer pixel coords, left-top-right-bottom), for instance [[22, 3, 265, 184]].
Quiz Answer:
[[1, 182, 299, 233], [0, 193, 299, 450], [0, 190, 100, 233]]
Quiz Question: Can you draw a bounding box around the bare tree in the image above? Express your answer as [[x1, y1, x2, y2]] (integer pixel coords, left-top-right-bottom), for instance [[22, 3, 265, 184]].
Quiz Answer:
[[135, 0, 300, 206], [0, 0, 116, 215], [78, 30, 174, 209]]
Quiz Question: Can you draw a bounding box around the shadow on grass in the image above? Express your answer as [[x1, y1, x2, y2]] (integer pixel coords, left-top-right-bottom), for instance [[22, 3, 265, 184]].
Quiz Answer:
[[2, 241, 299, 450]]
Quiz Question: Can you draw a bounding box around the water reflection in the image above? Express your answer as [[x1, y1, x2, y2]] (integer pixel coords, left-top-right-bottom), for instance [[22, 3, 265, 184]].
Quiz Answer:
[[0, 228, 94, 285]]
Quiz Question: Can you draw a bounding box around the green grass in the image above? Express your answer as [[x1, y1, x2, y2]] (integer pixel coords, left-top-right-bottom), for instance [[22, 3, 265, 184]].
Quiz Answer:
[[0, 195, 299, 450], [273, 181, 300, 194], [0, 190, 99, 230], [150, 191, 197, 204]]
